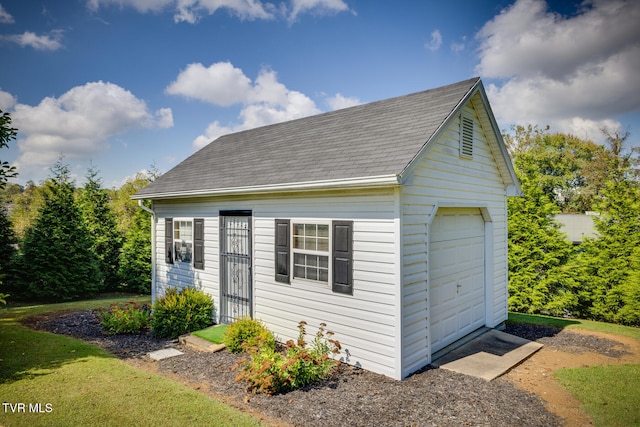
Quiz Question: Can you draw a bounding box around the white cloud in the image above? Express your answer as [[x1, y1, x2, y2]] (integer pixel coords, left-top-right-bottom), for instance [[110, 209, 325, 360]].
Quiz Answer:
[[476, 0, 640, 141], [287, 0, 350, 23], [0, 30, 63, 50], [425, 29, 442, 51], [175, 0, 275, 23], [87, 0, 351, 23], [451, 36, 465, 52], [0, 4, 14, 23], [168, 62, 327, 149], [87, 0, 174, 13], [155, 107, 174, 128], [165, 62, 252, 106], [326, 93, 361, 110], [192, 120, 234, 149], [0, 89, 16, 111], [87, 0, 274, 23], [11, 81, 173, 179]]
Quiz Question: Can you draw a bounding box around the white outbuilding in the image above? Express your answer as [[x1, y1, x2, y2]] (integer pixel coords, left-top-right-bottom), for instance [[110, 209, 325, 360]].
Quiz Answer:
[[134, 77, 520, 380]]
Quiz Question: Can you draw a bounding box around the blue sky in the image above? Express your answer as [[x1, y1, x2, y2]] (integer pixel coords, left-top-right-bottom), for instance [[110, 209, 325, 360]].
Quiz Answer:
[[1, 0, 639, 188]]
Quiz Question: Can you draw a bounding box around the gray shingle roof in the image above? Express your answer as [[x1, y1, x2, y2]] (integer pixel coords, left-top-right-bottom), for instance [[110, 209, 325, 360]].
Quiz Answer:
[[136, 77, 480, 198]]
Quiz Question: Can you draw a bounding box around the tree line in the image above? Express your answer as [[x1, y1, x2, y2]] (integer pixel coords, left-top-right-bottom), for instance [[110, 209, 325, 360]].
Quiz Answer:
[[506, 125, 640, 325], [1, 109, 639, 326], [0, 109, 156, 302]]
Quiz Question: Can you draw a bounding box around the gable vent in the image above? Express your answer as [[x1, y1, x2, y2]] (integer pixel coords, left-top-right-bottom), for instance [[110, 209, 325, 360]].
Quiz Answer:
[[460, 115, 474, 159]]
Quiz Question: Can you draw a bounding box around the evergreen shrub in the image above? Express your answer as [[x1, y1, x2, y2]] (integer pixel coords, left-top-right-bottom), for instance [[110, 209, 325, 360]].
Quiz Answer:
[[223, 317, 276, 353], [151, 287, 214, 338]]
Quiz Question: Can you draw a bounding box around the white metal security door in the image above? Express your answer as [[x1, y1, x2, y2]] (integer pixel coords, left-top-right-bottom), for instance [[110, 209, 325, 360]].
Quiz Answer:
[[429, 208, 485, 353]]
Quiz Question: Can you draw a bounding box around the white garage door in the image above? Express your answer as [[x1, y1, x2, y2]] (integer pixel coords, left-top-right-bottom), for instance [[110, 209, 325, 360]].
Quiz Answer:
[[429, 208, 485, 353]]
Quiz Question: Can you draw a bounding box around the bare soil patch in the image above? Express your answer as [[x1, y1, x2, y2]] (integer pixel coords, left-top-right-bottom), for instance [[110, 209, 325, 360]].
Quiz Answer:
[[24, 311, 639, 426], [503, 324, 640, 427]]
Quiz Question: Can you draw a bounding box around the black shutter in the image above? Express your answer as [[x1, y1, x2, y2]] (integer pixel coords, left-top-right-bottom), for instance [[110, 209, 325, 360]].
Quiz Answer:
[[332, 220, 353, 295], [193, 218, 204, 270], [165, 218, 173, 264], [274, 219, 290, 283]]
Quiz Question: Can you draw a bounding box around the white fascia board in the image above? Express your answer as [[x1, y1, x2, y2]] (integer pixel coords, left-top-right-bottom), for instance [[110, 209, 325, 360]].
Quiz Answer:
[[131, 174, 401, 200]]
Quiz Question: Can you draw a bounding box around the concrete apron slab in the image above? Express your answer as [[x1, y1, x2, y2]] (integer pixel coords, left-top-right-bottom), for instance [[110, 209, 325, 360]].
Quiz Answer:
[[431, 329, 543, 381]]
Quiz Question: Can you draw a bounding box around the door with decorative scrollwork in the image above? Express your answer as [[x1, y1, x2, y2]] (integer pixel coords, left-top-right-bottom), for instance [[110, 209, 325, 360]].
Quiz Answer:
[[219, 211, 252, 324]]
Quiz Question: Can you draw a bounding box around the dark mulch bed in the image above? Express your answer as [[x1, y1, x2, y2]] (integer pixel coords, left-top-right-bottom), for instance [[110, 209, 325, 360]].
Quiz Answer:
[[24, 311, 630, 427]]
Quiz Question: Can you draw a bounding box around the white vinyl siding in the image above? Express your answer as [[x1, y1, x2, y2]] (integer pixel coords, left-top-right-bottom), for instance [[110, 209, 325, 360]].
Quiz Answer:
[[153, 188, 400, 378], [400, 94, 509, 377]]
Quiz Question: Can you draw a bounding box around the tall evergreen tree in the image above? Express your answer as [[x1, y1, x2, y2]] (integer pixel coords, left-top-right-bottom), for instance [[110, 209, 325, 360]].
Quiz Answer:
[[572, 177, 640, 323], [118, 203, 151, 294], [0, 110, 18, 189], [507, 158, 577, 315], [77, 166, 123, 291], [0, 205, 16, 303], [0, 109, 18, 304], [618, 246, 640, 325], [19, 160, 102, 301], [116, 168, 158, 294]]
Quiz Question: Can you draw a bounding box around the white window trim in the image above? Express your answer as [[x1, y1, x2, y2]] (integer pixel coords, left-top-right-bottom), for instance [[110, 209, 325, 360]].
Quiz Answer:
[[290, 220, 332, 287], [173, 218, 194, 264]]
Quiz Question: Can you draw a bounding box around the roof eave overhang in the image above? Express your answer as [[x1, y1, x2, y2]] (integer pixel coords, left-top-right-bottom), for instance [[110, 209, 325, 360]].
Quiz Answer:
[[132, 174, 401, 200]]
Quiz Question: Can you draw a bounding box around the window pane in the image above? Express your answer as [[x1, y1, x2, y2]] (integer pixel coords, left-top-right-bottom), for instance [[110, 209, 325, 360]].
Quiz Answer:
[[318, 224, 329, 238], [317, 238, 329, 252], [294, 224, 304, 235], [293, 235, 303, 249], [305, 237, 317, 251], [319, 256, 329, 268], [174, 222, 180, 239], [180, 221, 192, 240], [308, 255, 317, 267], [319, 269, 328, 282], [307, 267, 318, 281], [294, 253, 305, 265], [175, 242, 192, 262], [305, 224, 316, 236]]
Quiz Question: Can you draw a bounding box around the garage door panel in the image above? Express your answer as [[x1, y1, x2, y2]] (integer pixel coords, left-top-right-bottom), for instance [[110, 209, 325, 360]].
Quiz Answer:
[[430, 208, 486, 353]]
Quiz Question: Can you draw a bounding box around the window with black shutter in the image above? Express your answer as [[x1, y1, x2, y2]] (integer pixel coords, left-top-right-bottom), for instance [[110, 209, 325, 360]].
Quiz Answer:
[[274, 219, 290, 283], [193, 218, 204, 270], [275, 219, 353, 295], [165, 217, 173, 264], [332, 220, 353, 295]]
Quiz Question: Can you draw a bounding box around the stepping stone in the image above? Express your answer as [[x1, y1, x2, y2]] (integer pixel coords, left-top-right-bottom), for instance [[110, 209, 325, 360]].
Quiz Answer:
[[148, 348, 184, 361], [179, 334, 226, 353]]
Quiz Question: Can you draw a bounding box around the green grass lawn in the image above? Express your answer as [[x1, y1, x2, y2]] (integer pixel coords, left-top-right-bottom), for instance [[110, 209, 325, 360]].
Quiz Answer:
[[3, 300, 638, 427], [0, 296, 265, 427], [555, 364, 640, 427], [508, 312, 640, 341], [509, 311, 640, 427], [192, 324, 229, 344]]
